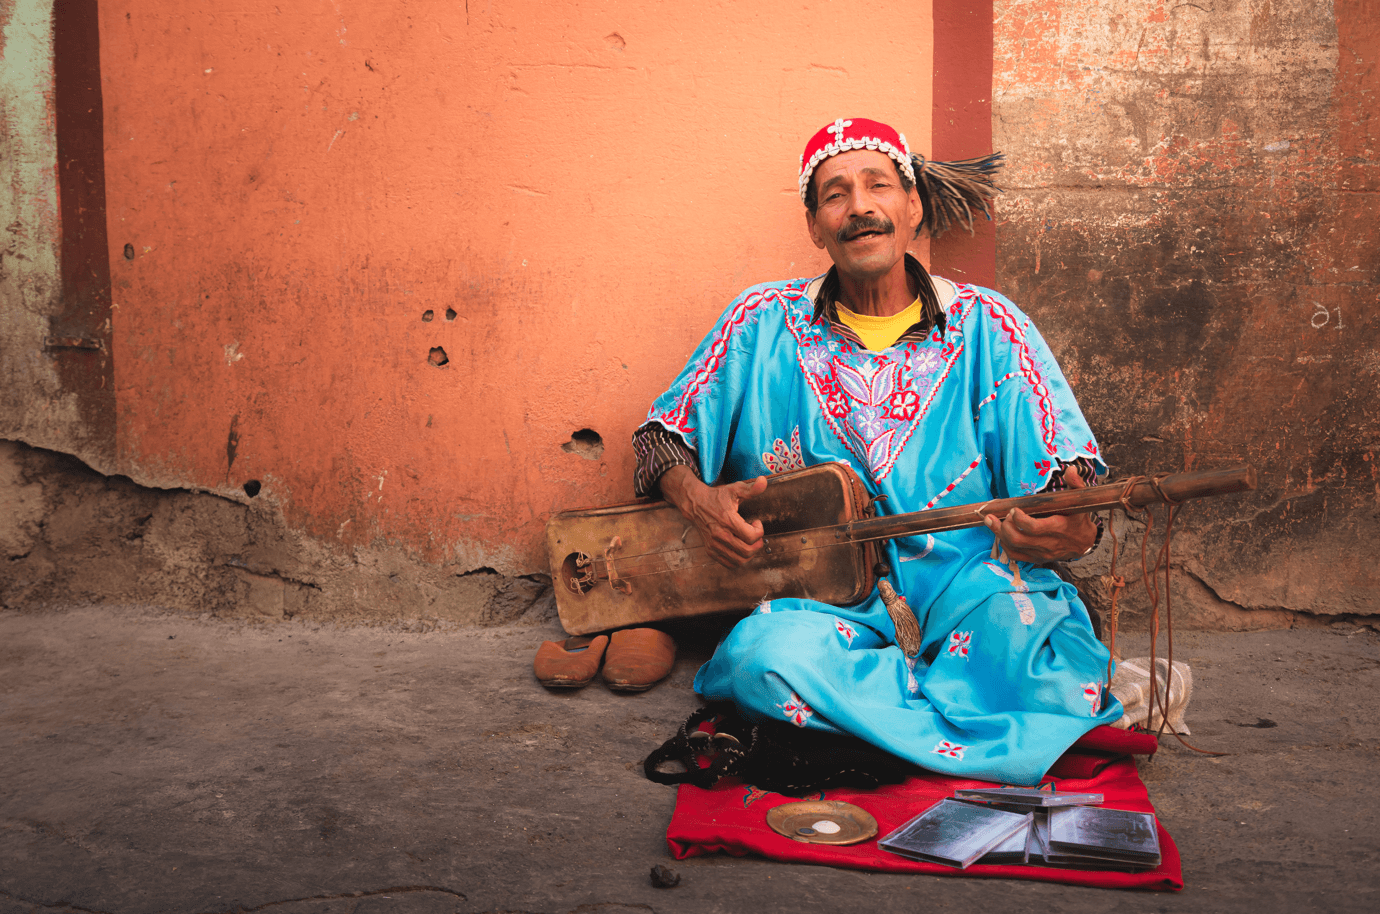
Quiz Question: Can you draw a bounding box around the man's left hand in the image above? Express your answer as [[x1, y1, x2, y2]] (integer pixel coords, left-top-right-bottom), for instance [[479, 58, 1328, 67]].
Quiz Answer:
[[982, 466, 1098, 564]]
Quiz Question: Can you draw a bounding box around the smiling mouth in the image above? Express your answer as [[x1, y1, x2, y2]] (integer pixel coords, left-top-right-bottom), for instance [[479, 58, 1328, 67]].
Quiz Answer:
[[845, 229, 889, 242]]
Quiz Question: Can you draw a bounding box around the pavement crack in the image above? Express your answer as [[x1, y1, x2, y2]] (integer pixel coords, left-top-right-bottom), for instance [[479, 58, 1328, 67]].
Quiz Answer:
[[1282, 739, 1380, 752], [0, 886, 470, 914], [2, 818, 98, 854], [197, 886, 469, 914], [0, 887, 116, 914]]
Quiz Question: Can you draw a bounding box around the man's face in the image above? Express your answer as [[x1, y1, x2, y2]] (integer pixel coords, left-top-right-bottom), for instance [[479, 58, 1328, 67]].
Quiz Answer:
[[805, 149, 923, 284]]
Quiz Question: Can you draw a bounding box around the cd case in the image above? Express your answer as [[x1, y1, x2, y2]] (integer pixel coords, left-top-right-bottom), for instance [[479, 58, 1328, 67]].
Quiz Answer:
[[879, 799, 1033, 869], [977, 819, 1031, 865], [953, 787, 1104, 808], [1046, 806, 1161, 869], [1026, 808, 1050, 863]]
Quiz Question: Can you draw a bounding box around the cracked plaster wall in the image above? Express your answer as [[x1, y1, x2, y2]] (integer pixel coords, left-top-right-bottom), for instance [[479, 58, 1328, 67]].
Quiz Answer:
[[0, 0, 88, 453], [8, 1, 1372, 628], [0, 438, 557, 624], [94, 0, 937, 576], [1, 1, 948, 618], [994, 0, 1380, 623]]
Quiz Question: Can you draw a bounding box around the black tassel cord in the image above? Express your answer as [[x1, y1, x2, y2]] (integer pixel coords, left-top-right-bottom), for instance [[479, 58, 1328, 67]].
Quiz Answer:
[[913, 152, 1005, 238]]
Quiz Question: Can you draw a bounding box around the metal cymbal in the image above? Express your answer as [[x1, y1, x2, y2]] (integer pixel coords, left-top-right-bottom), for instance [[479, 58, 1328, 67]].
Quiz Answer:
[[766, 800, 879, 846]]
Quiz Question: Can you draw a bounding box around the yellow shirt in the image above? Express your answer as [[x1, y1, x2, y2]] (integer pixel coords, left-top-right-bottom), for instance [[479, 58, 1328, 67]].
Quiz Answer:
[[835, 298, 926, 351]]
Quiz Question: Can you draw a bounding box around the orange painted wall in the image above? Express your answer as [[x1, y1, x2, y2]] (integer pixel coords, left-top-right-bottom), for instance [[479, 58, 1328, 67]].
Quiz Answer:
[[100, 2, 936, 573]]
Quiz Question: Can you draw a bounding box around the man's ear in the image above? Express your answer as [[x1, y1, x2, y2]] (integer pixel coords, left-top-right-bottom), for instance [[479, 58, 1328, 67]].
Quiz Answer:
[[907, 186, 924, 237], [805, 208, 827, 250]]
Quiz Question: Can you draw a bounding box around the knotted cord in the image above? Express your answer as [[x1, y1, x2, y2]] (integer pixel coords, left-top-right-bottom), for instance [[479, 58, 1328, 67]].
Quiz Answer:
[[1104, 476, 1225, 757]]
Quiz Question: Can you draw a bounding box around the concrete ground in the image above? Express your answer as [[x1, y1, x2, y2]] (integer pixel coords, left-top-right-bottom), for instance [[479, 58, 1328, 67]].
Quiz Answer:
[[1, 607, 1378, 914]]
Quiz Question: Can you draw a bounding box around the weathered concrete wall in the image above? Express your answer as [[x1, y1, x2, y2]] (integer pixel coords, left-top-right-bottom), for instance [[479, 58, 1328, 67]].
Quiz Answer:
[[11, 0, 1369, 630], [995, 0, 1380, 624], [0, 438, 557, 624], [87, 0, 937, 576], [7, 1, 1033, 624], [0, 1, 70, 450]]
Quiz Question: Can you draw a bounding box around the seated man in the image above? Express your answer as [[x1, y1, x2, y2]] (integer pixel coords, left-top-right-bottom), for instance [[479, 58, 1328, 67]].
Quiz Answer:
[[632, 117, 1121, 786]]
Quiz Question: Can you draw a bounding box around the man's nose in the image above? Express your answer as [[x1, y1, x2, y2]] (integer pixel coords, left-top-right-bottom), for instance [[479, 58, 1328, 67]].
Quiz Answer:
[[845, 186, 878, 216]]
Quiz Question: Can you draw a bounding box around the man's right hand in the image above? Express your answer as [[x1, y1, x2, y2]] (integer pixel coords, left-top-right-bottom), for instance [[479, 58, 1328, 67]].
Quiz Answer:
[[658, 466, 768, 568]]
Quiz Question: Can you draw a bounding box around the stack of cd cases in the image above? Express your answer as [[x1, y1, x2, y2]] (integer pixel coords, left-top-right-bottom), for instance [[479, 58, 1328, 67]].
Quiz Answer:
[[878, 787, 1161, 871]]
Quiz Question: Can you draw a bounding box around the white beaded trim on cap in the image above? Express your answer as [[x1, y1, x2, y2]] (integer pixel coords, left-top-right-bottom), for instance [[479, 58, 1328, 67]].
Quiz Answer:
[[798, 133, 915, 201]]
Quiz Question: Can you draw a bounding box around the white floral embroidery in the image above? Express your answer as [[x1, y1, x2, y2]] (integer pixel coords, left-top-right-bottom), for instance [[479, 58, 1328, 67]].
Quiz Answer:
[[835, 618, 857, 644], [778, 692, 814, 727], [946, 631, 973, 659], [853, 406, 886, 439], [762, 426, 805, 474], [1013, 592, 1036, 625], [910, 349, 944, 377], [801, 349, 830, 374], [1082, 682, 1103, 716], [932, 740, 966, 760]]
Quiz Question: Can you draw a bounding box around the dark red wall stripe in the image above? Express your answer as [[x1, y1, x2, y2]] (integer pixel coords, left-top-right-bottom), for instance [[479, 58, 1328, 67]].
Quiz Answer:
[[930, 0, 996, 288], [53, 0, 115, 458]]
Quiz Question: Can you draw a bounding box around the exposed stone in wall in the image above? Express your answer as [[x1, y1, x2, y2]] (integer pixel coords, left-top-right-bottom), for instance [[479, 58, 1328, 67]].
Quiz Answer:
[[0, 439, 556, 626], [995, 0, 1379, 620], [8, 435, 1375, 632]]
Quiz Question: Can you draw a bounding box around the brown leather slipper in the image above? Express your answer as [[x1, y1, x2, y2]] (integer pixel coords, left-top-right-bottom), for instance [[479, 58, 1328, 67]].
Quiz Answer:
[[533, 634, 608, 688], [602, 628, 676, 692]]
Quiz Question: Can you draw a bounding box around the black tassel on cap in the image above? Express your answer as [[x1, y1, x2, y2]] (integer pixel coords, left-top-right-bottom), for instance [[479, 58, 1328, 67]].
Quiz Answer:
[[912, 152, 1005, 238]]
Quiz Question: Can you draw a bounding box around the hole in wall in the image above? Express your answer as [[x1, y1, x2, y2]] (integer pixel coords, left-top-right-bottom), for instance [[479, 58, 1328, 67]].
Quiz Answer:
[[445, 308, 457, 321], [123, 243, 134, 260], [428, 347, 449, 367], [562, 428, 604, 460], [243, 480, 262, 498], [422, 309, 434, 322], [126, 514, 154, 541]]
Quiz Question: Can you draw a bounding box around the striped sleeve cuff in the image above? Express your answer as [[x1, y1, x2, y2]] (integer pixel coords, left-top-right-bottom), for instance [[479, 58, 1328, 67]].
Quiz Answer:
[[632, 423, 701, 498], [1040, 456, 1105, 557]]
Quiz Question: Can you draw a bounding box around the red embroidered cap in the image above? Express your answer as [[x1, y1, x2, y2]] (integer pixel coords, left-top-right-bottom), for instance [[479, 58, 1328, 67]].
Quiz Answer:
[[799, 117, 915, 202]]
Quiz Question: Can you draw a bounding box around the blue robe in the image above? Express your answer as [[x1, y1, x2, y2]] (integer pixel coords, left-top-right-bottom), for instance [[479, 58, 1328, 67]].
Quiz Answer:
[[642, 272, 1122, 785]]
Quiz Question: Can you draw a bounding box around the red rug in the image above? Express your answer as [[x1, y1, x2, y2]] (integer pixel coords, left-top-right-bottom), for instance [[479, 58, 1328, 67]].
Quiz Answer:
[[665, 726, 1182, 891]]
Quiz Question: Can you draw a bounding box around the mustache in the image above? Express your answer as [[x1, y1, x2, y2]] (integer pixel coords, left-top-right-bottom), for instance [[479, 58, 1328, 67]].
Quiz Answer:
[[837, 216, 895, 243]]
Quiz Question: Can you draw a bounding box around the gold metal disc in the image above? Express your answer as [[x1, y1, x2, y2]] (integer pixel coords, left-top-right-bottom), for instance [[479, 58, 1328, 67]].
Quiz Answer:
[[766, 800, 879, 845]]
